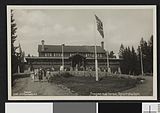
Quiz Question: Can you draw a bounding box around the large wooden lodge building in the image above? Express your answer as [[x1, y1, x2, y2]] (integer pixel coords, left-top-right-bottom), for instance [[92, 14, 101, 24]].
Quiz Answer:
[[25, 40, 121, 72]]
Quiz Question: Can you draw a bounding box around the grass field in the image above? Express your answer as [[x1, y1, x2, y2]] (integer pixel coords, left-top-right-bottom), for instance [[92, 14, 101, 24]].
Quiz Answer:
[[49, 74, 141, 96]]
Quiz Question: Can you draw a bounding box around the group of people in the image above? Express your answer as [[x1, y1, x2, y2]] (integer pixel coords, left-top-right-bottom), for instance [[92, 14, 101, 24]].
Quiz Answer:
[[30, 67, 52, 82]]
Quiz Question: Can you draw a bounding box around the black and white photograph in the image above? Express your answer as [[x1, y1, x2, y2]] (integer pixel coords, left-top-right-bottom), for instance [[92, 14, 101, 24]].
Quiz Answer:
[[7, 5, 157, 100]]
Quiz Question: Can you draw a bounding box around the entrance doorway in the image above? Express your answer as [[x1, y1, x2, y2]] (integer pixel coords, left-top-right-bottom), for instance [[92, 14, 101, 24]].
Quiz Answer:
[[70, 54, 85, 71]]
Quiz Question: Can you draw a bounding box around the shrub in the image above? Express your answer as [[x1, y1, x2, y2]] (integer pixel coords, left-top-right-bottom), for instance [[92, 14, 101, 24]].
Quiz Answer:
[[48, 72, 73, 83], [144, 73, 153, 76], [136, 77, 145, 81], [12, 73, 30, 86], [48, 76, 54, 83], [60, 72, 73, 78]]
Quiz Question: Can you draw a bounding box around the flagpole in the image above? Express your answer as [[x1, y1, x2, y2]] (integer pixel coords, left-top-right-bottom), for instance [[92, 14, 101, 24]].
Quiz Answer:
[[102, 18, 110, 73], [95, 43, 98, 81], [18, 65, 20, 73], [140, 46, 144, 76], [106, 51, 110, 73], [62, 44, 64, 71], [94, 14, 99, 81]]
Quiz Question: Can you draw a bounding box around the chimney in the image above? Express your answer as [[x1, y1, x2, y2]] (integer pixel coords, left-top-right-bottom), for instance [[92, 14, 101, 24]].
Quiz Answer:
[[101, 41, 104, 49], [62, 44, 65, 47], [41, 40, 45, 51]]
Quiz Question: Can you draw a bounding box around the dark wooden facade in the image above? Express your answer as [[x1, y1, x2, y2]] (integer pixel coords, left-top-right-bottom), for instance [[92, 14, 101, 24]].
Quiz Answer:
[[25, 42, 122, 72]]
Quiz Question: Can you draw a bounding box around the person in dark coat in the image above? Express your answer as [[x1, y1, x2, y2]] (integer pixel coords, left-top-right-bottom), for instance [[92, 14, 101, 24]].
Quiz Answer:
[[43, 69, 46, 77], [39, 68, 43, 82]]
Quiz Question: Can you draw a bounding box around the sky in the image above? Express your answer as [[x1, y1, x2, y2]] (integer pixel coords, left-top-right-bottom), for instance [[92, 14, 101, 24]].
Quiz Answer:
[[12, 7, 154, 56]]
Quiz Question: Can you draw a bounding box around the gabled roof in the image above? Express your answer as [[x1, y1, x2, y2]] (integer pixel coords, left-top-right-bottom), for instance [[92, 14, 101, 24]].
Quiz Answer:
[[38, 45, 106, 53]]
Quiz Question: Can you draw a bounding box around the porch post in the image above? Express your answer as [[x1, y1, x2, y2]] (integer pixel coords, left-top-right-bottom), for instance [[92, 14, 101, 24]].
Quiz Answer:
[[82, 59, 85, 71]]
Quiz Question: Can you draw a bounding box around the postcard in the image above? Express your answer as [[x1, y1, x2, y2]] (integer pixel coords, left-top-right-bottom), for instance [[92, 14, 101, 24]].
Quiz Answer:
[[7, 5, 157, 100]]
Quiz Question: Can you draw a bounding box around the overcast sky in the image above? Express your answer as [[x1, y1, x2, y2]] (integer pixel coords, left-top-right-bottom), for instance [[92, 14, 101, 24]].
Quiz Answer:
[[12, 7, 154, 56]]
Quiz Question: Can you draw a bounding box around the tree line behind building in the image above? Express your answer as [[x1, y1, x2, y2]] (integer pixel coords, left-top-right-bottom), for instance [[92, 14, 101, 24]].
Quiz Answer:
[[118, 35, 153, 75]]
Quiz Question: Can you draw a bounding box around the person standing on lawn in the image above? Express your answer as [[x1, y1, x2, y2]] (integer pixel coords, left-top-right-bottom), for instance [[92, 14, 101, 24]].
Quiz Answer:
[[31, 69, 35, 81], [39, 68, 43, 82], [46, 69, 51, 82]]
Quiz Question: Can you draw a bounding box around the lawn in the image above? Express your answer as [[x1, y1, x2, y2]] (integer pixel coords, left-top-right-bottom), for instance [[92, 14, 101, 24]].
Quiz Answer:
[[12, 73, 31, 86], [49, 73, 141, 96]]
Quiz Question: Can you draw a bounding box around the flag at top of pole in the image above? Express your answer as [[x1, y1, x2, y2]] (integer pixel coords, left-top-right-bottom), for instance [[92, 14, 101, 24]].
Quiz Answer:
[[95, 15, 104, 38]]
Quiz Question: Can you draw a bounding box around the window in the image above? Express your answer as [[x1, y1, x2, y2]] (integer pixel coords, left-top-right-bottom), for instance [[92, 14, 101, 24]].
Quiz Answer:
[[53, 53, 55, 56], [91, 53, 94, 57], [100, 54, 102, 58], [45, 53, 48, 57], [50, 53, 52, 57]]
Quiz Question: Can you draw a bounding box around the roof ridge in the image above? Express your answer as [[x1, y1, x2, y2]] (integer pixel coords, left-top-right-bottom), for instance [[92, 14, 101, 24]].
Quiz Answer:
[[38, 44, 106, 53], [38, 44, 101, 47]]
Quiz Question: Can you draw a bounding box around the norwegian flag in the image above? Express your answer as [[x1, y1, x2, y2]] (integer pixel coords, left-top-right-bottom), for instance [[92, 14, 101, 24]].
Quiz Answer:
[[95, 15, 104, 38]]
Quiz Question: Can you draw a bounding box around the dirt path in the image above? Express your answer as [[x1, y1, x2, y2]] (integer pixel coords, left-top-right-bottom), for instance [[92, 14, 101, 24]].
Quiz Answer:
[[122, 76, 153, 96], [12, 77, 77, 96]]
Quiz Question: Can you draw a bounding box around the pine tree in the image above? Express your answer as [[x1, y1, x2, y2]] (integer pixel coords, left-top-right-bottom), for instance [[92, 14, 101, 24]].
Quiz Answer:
[[131, 46, 139, 75], [119, 45, 140, 75], [11, 10, 19, 73], [138, 36, 153, 74], [126, 47, 132, 74], [118, 44, 124, 58], [118, 36, 153, 75], [17, 43, 25, 72], [109, 51, 116, 58], [147, 35, 153, 73]]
